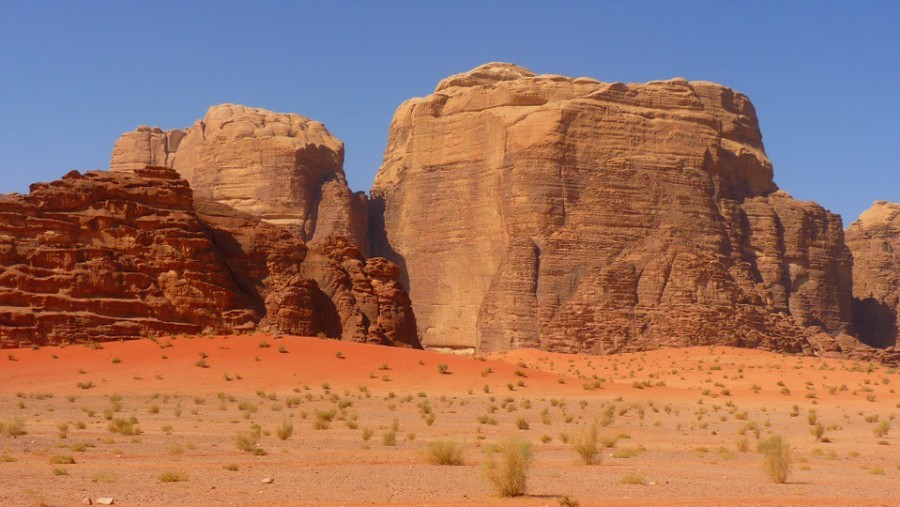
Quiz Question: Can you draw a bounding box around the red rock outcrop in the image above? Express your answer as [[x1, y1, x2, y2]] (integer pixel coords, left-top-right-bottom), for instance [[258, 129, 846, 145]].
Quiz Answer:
[[0, 168, 418, 348], [371, 62, 856, 355], [846, 201, 900, 349], [0, 167, 255, 345], [111, 104, 369, 253]]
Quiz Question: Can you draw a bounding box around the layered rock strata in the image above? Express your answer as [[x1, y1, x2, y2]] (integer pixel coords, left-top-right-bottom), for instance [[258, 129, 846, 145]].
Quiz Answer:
[[0, 168, 418, 348], [372, 62, 855, 355], [0, 168, 253, 345]]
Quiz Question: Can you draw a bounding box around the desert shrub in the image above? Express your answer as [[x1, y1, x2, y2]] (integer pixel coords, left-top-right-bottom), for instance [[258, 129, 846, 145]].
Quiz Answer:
[[438, 364, 449, 375], [382, 430, 397, 446], [313, 409, 336, 430], [873, 421, 890, 438], [483, 437, 533, 497], [276, 419, 294, 440], [516, 417, 530, 430], [49, 455, 75, 465], [621, 474, 647, 485], [107, 417, 141, 436], [759, 435, 792, 483], [158, 471, 189, 482], [572, 419, 600, 465], [235, 430, 265, 455], [811, 424, 825, 441], [1, 418, 26, 438], [425, 440, 465, 465]]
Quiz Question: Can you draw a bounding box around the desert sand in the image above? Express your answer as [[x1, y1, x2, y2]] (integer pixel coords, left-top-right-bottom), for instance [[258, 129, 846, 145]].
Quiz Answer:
[[0, 336, 897, 506]]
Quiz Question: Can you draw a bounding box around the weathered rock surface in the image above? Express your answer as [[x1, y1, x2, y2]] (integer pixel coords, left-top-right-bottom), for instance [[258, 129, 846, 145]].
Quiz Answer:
[[846, 201, 900, 348], [197, 201, 418, 347], [372, 62, 856, 355], [0, 167, 254, 345], [0, 168, 418, 348], [111, 104, 369, 253]]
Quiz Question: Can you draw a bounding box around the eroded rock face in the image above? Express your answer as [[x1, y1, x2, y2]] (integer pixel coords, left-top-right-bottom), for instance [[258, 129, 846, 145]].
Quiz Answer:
[[197, 201, 418, 347], [846, 201, 900, 348], [111, 104, 369, 253], [372, 62, 855, 354], [0, 168, 418, 348], [0, 168, 255, 345]]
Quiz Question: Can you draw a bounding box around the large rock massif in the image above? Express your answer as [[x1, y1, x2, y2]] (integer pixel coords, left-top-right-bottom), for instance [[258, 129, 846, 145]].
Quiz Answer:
[[3, 63, 897, 361], [846, 201, 900, 349], [372, 62, 857, 355], [102, 104, 417, 348], [0, 105, 418, 348]]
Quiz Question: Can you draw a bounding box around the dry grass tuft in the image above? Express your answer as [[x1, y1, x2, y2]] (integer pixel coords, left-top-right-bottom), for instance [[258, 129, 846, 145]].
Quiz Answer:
[[759, 435, 792, 483], [425, 440, 465, 465], [571, 419, 601, 465], [483, 437, 532, 497]]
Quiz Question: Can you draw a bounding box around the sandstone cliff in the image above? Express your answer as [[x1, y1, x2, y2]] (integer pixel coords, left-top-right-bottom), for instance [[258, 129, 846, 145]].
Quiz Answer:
[[0, 168, 418, 348], [111, 104, 369, 253], [371, 62, 855, 354], [0, 167, 254, 344], [846, 201, 900, 348]]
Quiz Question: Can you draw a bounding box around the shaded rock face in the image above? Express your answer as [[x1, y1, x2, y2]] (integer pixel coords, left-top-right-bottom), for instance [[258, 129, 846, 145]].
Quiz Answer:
[[197, 201, 419, 347], [0, 168, 254, 345], [111, 104, 369, 253], [372, 62, 854, 354], [846, 201, 900, 348], [0, 168, 418, 348]]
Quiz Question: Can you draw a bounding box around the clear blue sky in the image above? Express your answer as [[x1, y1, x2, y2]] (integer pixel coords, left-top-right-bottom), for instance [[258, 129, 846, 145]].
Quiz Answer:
[[1, 1, 897, 223]]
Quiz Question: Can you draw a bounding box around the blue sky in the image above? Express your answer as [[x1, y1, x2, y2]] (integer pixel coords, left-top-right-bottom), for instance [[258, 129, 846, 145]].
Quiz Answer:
[[1, 1, 897, 223]]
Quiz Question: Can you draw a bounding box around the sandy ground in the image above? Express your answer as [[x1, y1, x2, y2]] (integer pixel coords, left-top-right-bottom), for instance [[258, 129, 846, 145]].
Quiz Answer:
[[0, 335, 898, 507]]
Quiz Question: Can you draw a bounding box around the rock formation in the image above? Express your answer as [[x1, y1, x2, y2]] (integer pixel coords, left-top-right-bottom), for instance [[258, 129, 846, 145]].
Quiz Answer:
[[111, 104, 369, 253], [196, 201, 418, 347], [0, 167, 418, 348], [0, 167, 254, 345], [371, 62, 856, 355], [103, 103, 418, 348], [846, 201, 900, 348]]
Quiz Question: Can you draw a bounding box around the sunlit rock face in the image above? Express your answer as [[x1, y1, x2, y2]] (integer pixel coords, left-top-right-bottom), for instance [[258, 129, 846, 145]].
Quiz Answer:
[[846, 201, 900, 348], [372, 62, 854, 355], [111, 104, 369, 253]]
